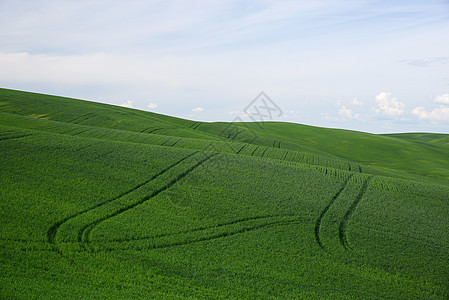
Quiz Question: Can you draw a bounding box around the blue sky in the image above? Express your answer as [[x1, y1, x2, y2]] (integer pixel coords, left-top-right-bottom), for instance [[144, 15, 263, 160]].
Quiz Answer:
[[1, 0, 448, 133]]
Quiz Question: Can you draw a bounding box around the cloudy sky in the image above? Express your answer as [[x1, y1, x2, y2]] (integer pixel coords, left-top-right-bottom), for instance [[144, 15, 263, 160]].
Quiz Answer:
[[1, 0, 449, 133]]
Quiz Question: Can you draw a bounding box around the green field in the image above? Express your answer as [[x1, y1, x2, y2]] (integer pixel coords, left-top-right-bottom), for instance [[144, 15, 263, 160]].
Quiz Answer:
[[1, 88, 448, 299]]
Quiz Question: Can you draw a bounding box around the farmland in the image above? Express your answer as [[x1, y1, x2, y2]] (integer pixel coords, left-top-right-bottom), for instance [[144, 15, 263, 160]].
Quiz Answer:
[[1, 88, 448, 299]]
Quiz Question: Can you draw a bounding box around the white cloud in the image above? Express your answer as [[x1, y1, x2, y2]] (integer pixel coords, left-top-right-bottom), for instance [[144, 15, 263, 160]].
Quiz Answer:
[[280, 109, 300, 121], [339, 105, 360, 120], [435, 94, 449, 105], [120, 100, 133, 108], [148, 102, 158, 109], [322, 113, 339, 121], [229, 110, 242, 115], [412, 106, 449, 122], [339, 105, 352, 118], [413, 94, 449, 122], [352, 97, 363, 106], [192, 107, 204, 112], [374, 92, 405, 117]]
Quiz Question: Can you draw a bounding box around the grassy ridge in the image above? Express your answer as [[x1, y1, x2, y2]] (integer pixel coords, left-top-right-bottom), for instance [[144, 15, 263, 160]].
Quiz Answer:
[[1, 88, 448, 299]]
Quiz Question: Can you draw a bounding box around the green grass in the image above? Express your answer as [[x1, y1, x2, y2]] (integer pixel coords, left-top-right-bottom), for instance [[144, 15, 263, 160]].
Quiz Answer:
[[1, 88, 448, 299]]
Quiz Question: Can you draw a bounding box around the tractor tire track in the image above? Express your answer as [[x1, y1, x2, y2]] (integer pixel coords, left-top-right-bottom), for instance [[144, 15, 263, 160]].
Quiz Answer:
[[140, 127, 175, 134], [0, 130, 16, 136], [189, 122, 201, 130], [80, 153, 219, 250], [170, 137, 182, 147], [70, 113, 96, 124], [260, 147, 269, 158], [149, 219, 302, 251], [338, 176, 373, 250], [314, 174, 354, 250], [70, 128, 90, 136], [0, 134, 33, 142], [94, 217, 304, 252], [47, 151, 199, 249], [230, 130, 242, 141], [250, 146, 260, 156], [235, 144, 247, 154], [160, 137, 173, 146], [146, 128, 172, 134], [107, 214, 299, 243]]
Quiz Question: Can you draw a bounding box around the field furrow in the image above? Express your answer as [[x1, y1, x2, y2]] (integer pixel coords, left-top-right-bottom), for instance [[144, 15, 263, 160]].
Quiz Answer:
[[236, 144, 247, 154], [108, 214, 299, 243], [160, 137, 174, 146], [315, 174, 354, 250], [69, 113, 96, 124], [250, 145, 260, 156], [260, 147, 269, 158], [339, 176, 373, 250], [90, 215, 304, 252], [170, 137, 182, 147], [0, 134, 33, 142]]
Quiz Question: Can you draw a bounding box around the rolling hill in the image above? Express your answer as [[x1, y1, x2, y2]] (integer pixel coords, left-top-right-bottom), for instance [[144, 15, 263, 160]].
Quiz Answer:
[[1, 88, 448, 299]]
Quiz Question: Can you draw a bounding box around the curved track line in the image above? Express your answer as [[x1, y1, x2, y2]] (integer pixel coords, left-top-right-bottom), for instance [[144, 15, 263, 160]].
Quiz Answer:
[[250, 146, 260, 156], [69, 113, 96, 124], [160, 137, 174, 146], [70, 128, 90, 136], [0, 130, 16, 135], [132, 220, 303, 251], [0, 134, 32, 142], [170, 138, 182, 147], [107, 214, 299, 243], [146, 128, 172, 134], [260, 147, 269, 158], [47, 151, 199, 249], [80, 153, 218, 250], [314, 174, 353, 250], [230, 130, 242, 141], [188, 122, 202, 130], [94, 218, 303, 252], [236, 144, 247, 154], [338, 176, 373, 250]]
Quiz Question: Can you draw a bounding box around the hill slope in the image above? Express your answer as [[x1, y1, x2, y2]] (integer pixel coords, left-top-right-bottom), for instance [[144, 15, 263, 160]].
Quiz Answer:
[[1, 88, 448, 299]]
